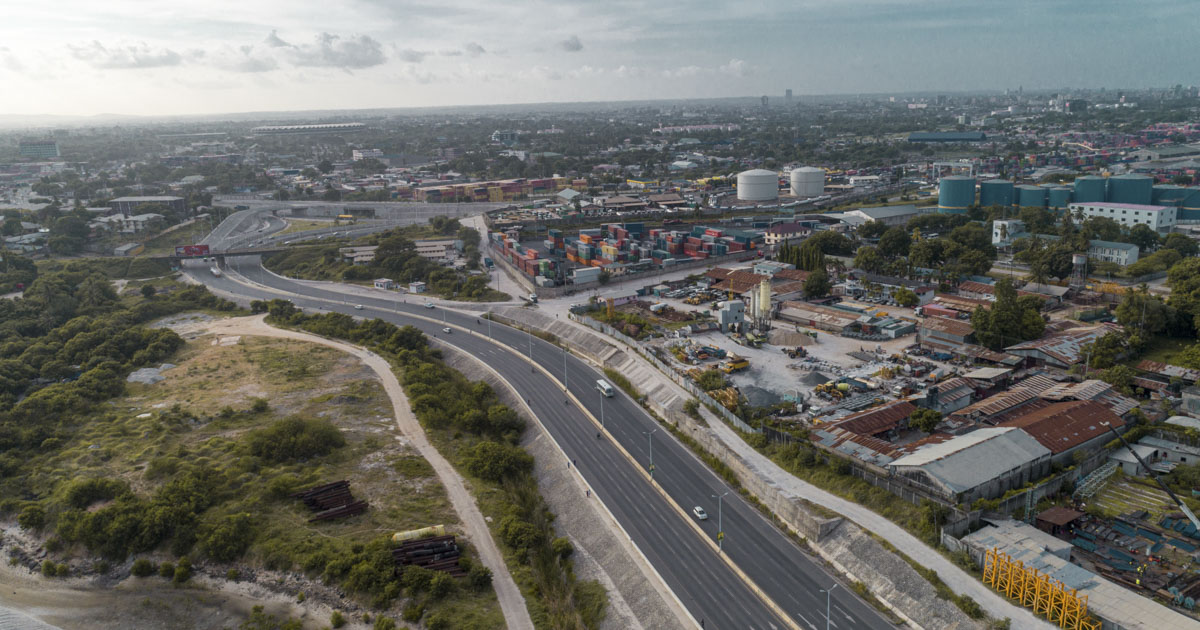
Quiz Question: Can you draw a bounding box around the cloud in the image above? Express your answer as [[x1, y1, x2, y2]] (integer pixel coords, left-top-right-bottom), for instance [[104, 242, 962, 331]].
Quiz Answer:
[[464, 42, 486, 57], [663, 65, 701, 79], [284, 33, 386, 70], [211, 45, 278, 73], [719, 58, 751, 77], [264, 30, 292, 48], [395, 47, 428, 63], [69, 41, 184, 69], [0, 47, 23, 73], [558, 35, 583, 52], [439, 49, 463, 57]]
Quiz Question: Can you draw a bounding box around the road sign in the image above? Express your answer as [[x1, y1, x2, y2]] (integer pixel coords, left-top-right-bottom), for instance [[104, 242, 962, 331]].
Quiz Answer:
[[175, 244, 210, 257]]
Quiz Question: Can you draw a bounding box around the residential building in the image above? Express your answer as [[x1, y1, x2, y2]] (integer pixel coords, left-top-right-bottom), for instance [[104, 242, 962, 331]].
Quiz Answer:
[[842, 204, 931, 227], [1089, 240, 1139, 266], [352, 149, 384, 161], [109, 195, 187, 217], [1067, 202, 1178, 233], [413, 239, 459, 262], [888, 427, 1051, 503], [762, 222, 811, 246], [117, 213, 164, 233], [340, 245, 379, 265]]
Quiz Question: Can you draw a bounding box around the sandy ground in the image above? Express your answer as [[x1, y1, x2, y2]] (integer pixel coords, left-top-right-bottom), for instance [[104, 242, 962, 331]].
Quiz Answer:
[[185, 315, 534, 630]]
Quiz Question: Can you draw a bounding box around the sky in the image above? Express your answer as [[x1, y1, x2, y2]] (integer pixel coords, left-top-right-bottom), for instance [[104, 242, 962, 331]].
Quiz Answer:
[[1, 0, 1199, 118]]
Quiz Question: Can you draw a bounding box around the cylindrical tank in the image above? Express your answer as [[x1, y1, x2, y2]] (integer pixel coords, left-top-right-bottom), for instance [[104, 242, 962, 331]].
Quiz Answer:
[[790, 166, 825, 198], [1047, 186, 1072, 209], [979, 179, 1015, 207], [938, 176, 976, 213], [393, 524, 446, 543], [1108, 174, 1153, 205], [1072, 253, 1088, 266], [1073, 175, 1107, 203], [1153, 184, 1190, 206], [737, 169, 779, 201], [1180, 189, 1200, 221], [1016, 185, 1047, 208]]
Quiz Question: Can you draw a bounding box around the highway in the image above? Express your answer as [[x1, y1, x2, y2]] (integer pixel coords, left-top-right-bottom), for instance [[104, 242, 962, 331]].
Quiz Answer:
[[192, 212, 896, 630]]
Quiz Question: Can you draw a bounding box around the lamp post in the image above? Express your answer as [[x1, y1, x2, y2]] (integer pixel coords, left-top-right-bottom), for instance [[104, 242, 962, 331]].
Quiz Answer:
[[600, 389, 605, 429], [712, 491, 729, 551], [563, 346, 568, 391], [820, 583, 839, 630], [644, 429, 657, 479]]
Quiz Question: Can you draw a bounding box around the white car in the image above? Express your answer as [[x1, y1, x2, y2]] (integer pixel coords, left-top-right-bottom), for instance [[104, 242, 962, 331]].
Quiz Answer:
[[442, 327, 452, 334], [692, 506, 708, 520], [424, 302, 435, 309], [354, 304, 364, 310]]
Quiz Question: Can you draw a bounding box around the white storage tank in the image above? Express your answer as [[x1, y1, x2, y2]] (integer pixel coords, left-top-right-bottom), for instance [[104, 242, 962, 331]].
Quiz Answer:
[[737, 169, 780, 201], [790, 167, 825, 198]]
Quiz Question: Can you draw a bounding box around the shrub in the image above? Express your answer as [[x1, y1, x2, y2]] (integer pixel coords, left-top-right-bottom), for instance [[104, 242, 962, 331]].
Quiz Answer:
[[401, 601, 425, 622], [42, 560, 56, 577], [249, 398, 269, 413], [462, 440, 533, 482], [201, 513, 255, 562], [400, 565, 433, 593], [552, 536, 574, 559], [62, 478, 130, 509], [173, 557, 192, 584], [227, 568, 241, 581], [159, 561, 175, 578], [425, 612, 451, 630], [246, 417, 346, 462], [429, 571, 455, 599], [55, 563, 69, 577], [18, 504, 45, 531], [372, 616, 396, 630], [330, 611, 347, 628], [467, 563, 493, 591], [131, 558, 155, 577]]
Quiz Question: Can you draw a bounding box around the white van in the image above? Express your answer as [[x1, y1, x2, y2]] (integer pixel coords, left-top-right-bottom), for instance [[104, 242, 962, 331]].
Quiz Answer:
[[595, 379, 615, 398]]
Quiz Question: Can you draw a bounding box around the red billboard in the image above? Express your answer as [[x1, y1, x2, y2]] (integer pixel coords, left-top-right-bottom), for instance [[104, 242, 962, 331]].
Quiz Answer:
[[174, 244, 211, 257]]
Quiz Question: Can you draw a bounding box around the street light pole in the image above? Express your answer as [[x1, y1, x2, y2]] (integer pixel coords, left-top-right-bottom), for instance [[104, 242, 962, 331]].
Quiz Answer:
[[600, 390, 605, 428], [820, 584, 839, 630], [563, 346, 568, 391], [644, 429, 657, 479], [712, 491, 729, 551]]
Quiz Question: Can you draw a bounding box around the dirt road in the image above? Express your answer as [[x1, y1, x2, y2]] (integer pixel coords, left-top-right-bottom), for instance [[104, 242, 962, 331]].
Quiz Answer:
[[194, 315, 534, 630]]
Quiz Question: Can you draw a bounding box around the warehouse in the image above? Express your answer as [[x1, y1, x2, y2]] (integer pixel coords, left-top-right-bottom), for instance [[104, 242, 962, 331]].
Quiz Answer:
[[1005, 323, 1123, 368], [888, 427, 1052, 503], [777, 301, 860, 334], [842, 204, 932, 227], [917, 316, 975, 355], [997, 400, 1123, 465], [908, 132, 987, 143], [1067, 202, 1177, 233]]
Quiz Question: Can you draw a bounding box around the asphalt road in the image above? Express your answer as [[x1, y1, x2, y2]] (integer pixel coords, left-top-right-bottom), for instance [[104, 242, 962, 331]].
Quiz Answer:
[[189, 218, 894, 630]]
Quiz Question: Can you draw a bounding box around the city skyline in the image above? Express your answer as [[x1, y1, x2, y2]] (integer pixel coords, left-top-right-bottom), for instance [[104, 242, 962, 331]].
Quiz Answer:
[[2, 0, 1200, 117]]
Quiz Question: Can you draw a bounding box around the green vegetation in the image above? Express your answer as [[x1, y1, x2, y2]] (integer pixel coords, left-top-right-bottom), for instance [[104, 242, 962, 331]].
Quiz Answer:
[[263, 217, 507, 302], [38, 256, 175, 280], [602, 368, 643, 401], [264, 300, 607, 629], [0, 251, 37, 293], [970, 279, 1045, 350]]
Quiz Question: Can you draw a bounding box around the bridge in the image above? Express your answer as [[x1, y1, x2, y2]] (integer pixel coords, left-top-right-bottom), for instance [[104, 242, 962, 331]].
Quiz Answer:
[[148, 245, 316, 265]]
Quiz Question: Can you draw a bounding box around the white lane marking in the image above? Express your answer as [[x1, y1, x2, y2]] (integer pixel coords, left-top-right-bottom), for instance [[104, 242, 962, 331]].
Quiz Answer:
[[794, 611, 817, 630]]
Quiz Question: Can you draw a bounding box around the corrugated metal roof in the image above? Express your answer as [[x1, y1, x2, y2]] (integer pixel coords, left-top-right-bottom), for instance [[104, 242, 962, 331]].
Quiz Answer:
[[957, 280, 996, 295], [999, 400, 1123, 454], [1136, 360, 1200, 382], [830, 400, 916, 436], [889, 427, 1051, 494], [1005, 323, 1121, 367], [920, 316, 975, 337]]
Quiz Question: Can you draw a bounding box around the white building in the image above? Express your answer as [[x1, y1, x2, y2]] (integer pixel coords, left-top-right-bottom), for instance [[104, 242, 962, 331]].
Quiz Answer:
[[843, 204, 932, 227], [1088, 240, 1139, 266], [352, 149, 384, 161], [1067, 202, 1177, 233]]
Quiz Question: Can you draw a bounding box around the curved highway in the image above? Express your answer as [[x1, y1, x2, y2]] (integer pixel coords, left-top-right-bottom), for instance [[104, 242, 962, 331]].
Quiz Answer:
[[189, 214, 894, 630]]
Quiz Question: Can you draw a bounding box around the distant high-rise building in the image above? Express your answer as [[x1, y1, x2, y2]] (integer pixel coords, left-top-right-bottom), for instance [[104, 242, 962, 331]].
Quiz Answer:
[[761, 95, 769, 109], [19, 140, 59, 159], [785, 89, 793, 104]]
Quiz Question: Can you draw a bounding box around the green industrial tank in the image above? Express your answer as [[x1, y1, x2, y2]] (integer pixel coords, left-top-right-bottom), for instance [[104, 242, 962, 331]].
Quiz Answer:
[[938, 176, 976, 213], [979, 179, 1014, 208], [1153, 184, 1190, 205], [1072, 176, 1107, 203], [1180, 188, 1200, 222], [1015, 185, 1047, 208], [1108, 174, 1153, 205], [1047, 186, 1072, 209]]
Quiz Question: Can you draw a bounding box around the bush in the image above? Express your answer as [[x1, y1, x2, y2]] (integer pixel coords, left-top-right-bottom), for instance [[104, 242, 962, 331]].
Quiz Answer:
[[173, 556, 192, 584], [246, 416, 346, 463], [17, 504, 45, 531], [552, 536, 574, 559], [400, 565, 433, 593], [330, 611, 347, 628], [227, 568, 241, 581], [201, 513, 255, 562], [429, 571, 455, 599], [426, 613, 451, 630], [249, 398, 270, 413], [372, 616, 396, 630], [401, 601, 425, 622], [159, 561, 175, 578], [467, 563, 492, 591], [55, 563, 69, 577], [62, 478, 130, 509], [41, 560, 56, 577], [131, 558, 155, 577], [462, 440, 533, 482]]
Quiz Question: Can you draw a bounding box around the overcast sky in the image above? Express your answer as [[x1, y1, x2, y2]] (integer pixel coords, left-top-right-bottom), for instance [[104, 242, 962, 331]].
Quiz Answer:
[[1, 0, 1198, 117]]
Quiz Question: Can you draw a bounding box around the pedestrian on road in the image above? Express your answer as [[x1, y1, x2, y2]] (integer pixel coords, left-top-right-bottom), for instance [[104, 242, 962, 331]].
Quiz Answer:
[[573, 459, 577, 466], [567, 461, 570, 469], [585, 489, 589, 497]]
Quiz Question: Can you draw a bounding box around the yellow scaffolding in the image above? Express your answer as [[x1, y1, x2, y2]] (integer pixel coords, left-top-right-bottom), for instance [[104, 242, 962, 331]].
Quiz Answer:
[[982, 548, 1101, 630]]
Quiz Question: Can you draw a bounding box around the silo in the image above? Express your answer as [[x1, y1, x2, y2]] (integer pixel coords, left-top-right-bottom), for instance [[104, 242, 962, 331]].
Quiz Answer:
[[1047, 186, 1072, 209], [737, 169, 780, 201], [979, 179, 1015, 208], [1108, 174, 1153, 205], [938, 176, 976, 213], [789, 167, 825, 198], [1073, 176, 1107, 203], [1016, 185, 1047, 208], [1153, 185, 1189, 206]]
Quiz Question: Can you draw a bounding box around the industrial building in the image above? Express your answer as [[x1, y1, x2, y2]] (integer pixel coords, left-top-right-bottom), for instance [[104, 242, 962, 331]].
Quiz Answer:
[[997, 400, 1123, 465], [789, 167, 825, 198], [842, 204, 932, 226], [108, 195, 187, 217], [1004, 323, 1123, 368], [888, 427, 1051, 503], [1067, 202, 1178, 233], [908, 132, 986, 143], [18, 140, 60, 159], [250, 123, 366, 135], [736, 169, 780, 201]]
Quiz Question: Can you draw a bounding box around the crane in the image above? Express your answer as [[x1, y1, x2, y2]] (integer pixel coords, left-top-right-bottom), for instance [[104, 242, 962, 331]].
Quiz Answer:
[[1102, 422, 1200, 531]]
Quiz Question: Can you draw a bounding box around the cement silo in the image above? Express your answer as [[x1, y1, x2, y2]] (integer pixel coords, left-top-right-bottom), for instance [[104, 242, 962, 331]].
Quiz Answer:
[[1072, 176, 1107, 203], [1047, 186, 1072, 209], [737, 169, 780, 202], [1107, 174, 1153, 205], [789, 167, 825, 198], [1016, 185, 1047, 208], [979, 179, 1015, 208], [938, 176, 976, 213]]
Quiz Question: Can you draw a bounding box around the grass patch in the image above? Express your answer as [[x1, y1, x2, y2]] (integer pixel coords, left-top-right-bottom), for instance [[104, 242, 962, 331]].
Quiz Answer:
[[1134, 336, 1193, 367], [279, 219, 337, 235], [602, 368, 642, 401]]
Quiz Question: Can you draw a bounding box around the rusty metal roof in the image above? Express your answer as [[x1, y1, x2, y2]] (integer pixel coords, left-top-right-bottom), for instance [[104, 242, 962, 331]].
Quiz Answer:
[[998, 400, 1123, 454], [830, 400, 916, 437], [920, 315, 975, 337]]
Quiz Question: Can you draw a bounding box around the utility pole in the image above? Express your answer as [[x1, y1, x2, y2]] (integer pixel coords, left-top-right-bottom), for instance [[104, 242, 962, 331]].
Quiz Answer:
[[563, 346, 568, 391], [712, 491, 729, 551], [820, 583, 839, 630]]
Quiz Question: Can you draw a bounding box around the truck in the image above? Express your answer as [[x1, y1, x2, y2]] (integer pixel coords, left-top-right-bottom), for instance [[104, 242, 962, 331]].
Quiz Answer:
[[210, 266, 222, 278], [719, 356, 749, 374], [521, 293, 538, 304]]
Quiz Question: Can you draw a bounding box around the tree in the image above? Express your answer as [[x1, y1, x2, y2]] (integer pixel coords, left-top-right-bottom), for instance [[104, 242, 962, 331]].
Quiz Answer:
[[857, 220, 890, 240], [317, 159, 334, 174], [797, 240, 826, 271], [853, 246, 885, 273], [803, 268, 831, 298], [1162, 232, 1198, 256], [1018, 206, 1056, 234], [1079, 332, 1126, 370], [803, 231, 854, 256], [878, 227, 911, 258], [894, 287, 918, 308], [908, 239, 944, 269], [1115, 287, 1171, 335], [971, 279, 1043, 350], [1128, 224, 1162, 252], [140, 284, 156, 298], [909, 408, 942, 433], [947, 224, 995, 256], [463, 441, 533, 482]]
